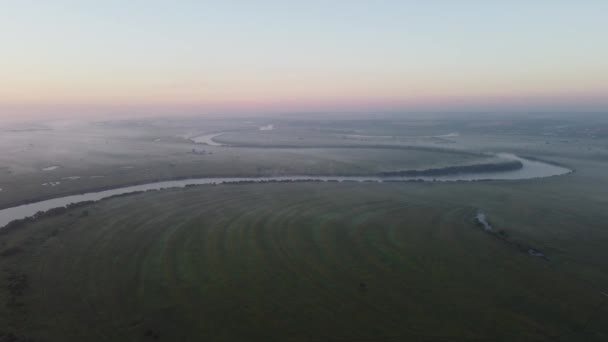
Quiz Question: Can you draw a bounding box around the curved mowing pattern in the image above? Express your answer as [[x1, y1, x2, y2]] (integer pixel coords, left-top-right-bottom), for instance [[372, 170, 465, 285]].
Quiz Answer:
[[2, 184, 601, 341]]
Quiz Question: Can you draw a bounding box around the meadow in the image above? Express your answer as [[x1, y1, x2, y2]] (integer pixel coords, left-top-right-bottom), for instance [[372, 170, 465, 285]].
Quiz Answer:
[[1, 115, 607, 341], [0, 118, 496, 209]]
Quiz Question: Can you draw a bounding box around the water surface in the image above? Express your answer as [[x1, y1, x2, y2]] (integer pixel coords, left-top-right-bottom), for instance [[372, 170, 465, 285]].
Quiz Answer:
[[190, 133, 225, 146], [0, 154, 571, 228]]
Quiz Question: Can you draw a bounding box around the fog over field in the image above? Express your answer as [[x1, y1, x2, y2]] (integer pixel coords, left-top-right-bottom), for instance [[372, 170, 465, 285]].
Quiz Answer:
[[2, 1, 608, 341], [1, 113, 608, 341]]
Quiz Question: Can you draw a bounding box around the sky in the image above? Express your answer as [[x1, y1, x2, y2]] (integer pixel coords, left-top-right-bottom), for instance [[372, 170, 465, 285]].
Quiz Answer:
[[1, 0, 607, 119]]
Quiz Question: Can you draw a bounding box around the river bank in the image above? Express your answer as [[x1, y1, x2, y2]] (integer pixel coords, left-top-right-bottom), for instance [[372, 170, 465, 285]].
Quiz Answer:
[[0, 154, 572, 229]]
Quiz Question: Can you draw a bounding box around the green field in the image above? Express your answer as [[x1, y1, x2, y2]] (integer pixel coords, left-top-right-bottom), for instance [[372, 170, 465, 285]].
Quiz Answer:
[[2, 116, 608, 341], [0, 119, 495, 210], [2, 175, 608, 341]]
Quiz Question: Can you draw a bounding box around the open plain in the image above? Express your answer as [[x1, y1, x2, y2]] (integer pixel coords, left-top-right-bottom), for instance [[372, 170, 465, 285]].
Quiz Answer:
[[1, 115, 608, 341]]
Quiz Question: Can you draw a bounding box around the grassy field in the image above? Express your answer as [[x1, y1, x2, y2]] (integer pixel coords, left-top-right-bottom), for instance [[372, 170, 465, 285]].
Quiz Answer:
[[1, 115, 608, 341], [0, 118, 497, 209], [4, 114, 605, 210], [2, 175, 608, 341]]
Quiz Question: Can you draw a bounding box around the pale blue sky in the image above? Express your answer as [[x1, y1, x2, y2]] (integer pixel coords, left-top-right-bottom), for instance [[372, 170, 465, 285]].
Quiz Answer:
[[1, 1, 607, 117]]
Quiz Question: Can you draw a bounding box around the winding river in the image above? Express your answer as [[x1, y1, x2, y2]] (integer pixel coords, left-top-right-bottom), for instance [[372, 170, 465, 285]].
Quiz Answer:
[[190, 133, 225, 146], [0, 154, 571, 228]]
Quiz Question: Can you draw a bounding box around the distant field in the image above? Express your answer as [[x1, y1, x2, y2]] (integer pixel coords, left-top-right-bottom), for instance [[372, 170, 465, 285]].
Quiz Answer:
[[3, 116, 607, 212], [2, 175, 607, 341], [0, 119, 496, 209]]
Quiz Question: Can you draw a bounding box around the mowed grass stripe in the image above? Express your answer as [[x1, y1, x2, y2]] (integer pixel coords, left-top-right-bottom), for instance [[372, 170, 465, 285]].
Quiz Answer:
[[1, 182, 607, 341]]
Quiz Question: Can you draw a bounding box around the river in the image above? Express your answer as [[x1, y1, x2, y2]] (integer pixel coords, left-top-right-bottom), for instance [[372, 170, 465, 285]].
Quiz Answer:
[[0, 154, 571, 228]]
